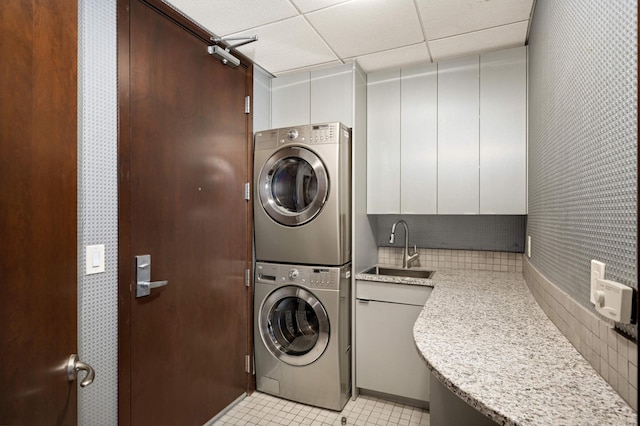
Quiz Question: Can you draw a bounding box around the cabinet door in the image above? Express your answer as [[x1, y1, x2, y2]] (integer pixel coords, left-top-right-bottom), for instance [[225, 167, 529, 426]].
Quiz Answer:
[[437, 56, 480, 214], [367, 69, 401, 214], [401, 64, 438, 214], [310, 63, 353, 127], [356, 300, 430, 402], [271, 72, 310, 128], [480, 47, 527, 214]]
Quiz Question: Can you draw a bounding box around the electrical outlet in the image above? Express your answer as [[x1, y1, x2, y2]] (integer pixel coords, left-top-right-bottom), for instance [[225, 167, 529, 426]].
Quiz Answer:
[[590, 260, 605, 305], [594, 278, 633, 323]]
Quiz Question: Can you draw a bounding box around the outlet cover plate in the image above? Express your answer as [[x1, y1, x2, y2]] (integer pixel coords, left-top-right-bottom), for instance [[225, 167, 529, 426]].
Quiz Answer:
[[590, 260, 605, 305]]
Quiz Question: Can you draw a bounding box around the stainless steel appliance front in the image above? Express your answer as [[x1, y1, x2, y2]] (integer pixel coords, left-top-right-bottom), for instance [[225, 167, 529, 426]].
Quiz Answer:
[[254, 122, 351, 266], [254, 262, 351, 411]]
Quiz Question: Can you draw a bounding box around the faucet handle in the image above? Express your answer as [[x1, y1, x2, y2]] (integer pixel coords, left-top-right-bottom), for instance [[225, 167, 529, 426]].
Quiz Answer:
[[413, 244, 418, 254]]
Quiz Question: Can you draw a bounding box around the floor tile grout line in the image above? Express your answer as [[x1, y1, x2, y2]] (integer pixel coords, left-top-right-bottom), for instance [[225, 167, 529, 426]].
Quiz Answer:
[[214, 392, 430, 425]]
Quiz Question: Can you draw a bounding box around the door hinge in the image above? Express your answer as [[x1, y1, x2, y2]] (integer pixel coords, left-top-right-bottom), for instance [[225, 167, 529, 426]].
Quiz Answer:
[[245, 268, 250, 287], [244, 96, 250, 114], [245, 355, 251, 373], [244, 182, 251, 201]]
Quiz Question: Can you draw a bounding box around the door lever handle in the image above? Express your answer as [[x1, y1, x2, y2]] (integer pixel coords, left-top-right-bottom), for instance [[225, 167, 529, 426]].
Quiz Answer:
[[137, 280, 168, 297], [67, 354, 95, 387], [136, 255, 169, 298]]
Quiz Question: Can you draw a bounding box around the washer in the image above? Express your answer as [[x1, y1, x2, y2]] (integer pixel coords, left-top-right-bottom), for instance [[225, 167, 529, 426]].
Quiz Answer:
[[254, 261, 351, 411], [254, 122, 351, 266]]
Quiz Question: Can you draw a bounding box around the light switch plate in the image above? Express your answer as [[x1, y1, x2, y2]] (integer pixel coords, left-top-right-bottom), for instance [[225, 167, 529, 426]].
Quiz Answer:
[[86, 244, 105, 275], [590, 260, 605, 305]]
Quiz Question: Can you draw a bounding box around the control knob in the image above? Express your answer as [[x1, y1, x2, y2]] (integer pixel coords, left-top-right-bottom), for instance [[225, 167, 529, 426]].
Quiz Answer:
[[287, 129, 298, 140], [288, 268, 299, 280]]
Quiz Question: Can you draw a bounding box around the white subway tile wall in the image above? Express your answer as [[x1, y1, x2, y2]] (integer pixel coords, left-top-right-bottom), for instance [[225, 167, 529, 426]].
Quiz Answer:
[[378, 247, 523, 273], [524, 258, 637, 411], [214, 392, 430, 426]]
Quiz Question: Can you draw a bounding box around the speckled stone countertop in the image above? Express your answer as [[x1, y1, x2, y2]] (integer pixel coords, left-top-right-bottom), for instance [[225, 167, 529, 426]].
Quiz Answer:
[[356, 267, 637, 425], [355, 265, 436, 287]]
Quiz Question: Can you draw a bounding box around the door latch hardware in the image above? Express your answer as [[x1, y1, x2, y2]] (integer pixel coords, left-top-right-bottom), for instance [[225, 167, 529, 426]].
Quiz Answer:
[[244, 182, 251, 201], [245, 96, 251, 114], [136, 254, 168, 298], [67, 354, 95, 387], [245, 269, 250, 287]]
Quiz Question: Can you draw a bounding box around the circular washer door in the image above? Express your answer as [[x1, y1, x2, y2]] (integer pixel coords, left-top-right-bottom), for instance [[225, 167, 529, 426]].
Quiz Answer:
[[258, 146, 329, 226], [259, 285, 330, 366]]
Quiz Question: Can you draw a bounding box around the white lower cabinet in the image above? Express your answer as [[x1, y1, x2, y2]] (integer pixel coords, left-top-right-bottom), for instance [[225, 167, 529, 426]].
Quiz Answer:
[[355, 280, 432, 403]]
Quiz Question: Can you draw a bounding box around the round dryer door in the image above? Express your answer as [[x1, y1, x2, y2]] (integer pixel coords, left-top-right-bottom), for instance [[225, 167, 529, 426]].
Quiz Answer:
[[259, 286, 330, 366], [258, 146, 329, 226]]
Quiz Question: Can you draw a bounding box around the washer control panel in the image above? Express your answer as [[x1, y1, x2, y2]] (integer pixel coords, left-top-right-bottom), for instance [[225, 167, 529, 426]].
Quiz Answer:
[[256, 262, 348, 291], [283, 266, 338, 290]]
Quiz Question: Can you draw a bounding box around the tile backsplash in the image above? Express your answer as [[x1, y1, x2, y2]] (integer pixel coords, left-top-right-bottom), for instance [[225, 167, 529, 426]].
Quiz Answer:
[[524, 257, 637, 411], [378, 247, 523, 273]]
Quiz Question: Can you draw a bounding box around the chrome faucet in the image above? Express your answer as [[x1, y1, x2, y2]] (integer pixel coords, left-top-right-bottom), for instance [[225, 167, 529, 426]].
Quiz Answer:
[[389, 219, 419, 268]]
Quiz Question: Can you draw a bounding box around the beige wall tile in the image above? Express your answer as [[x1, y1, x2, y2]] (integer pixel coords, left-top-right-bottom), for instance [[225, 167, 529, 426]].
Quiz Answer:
[[524, 258, 636, 409]]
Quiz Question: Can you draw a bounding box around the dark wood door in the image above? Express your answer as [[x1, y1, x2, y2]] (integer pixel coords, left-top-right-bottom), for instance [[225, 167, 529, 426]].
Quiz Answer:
[[0, 0, 78, 424], [121, 1, 252, 425]]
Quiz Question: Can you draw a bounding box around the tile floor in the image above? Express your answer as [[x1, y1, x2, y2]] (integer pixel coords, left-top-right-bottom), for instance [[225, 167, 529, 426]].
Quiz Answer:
[[215, 392, 430, 426]]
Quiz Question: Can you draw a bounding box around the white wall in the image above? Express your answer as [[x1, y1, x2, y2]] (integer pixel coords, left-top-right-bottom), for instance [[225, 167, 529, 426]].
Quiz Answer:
[[253, 65, 271, 132]]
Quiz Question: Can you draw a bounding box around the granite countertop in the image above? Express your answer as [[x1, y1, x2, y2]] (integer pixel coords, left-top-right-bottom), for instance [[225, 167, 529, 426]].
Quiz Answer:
[[355, 264, 436, 287], [356, 267, 637, 425]]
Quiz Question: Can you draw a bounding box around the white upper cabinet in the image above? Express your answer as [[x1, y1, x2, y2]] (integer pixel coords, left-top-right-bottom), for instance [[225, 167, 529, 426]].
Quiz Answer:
[[271, 72, 310, 128], [401, 64, 438, 214], [437, 55, 480, 214], [480, 47, 527, 214], [364, 47, 526, 215], [270, 63, 356, 128], [367, 69, 401, 214], [310, 63, 354, 127]]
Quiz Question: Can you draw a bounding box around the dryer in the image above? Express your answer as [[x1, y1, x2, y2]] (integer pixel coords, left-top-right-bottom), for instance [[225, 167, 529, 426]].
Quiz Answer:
[[254, 261, 351, 411], [254, 122, 351, 266]]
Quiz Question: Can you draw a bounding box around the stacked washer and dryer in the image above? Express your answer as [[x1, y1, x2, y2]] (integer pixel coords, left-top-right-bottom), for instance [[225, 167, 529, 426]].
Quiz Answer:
[[253, 122, 352, 411]]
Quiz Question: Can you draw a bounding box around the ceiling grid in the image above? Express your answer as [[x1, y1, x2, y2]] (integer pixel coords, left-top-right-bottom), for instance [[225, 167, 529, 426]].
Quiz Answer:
[[164, 0, 535, 75]]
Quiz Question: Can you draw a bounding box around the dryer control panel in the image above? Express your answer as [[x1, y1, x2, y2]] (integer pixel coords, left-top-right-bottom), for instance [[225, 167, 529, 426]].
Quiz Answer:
[[281, 122, 339, 145], [254, 122, 344, 150], [307, 123, 338, 144]]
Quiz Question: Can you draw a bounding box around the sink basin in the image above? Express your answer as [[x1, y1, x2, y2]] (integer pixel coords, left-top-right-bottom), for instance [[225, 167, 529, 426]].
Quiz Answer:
[[363, 266, 435, 279]]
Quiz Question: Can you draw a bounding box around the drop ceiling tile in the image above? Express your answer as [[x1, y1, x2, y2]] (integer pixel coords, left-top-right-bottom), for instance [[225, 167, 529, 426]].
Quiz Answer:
[[351, 43, 431, 73], [289, 0, 350, 13], [417, 0, 534, 40], [429, 21, 528, 62], [229, 17, 339, 75], [273, 60, 345, 77], [165, 0, 298, 36], [306, 0, 424, 59]]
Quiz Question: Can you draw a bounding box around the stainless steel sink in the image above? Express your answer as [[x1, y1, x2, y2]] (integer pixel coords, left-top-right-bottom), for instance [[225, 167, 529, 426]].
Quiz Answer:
[[363, 266, 435, 279]]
